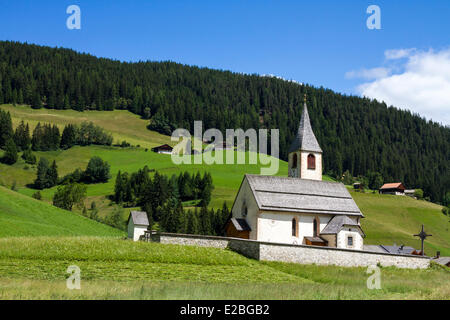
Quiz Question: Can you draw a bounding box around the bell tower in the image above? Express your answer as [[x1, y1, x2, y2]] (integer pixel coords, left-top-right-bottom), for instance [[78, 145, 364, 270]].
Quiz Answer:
[[288, 95, 322, 180]]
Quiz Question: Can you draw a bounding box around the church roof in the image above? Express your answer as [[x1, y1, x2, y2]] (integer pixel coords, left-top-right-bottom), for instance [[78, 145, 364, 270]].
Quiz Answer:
[[288, 102, 322, 153], [320, 215, 365, 236], [244, 175, 363, 217]]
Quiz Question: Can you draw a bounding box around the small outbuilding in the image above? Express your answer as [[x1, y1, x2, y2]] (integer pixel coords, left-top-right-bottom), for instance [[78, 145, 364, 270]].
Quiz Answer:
[[379, 182, 406, 195], [151, 144, 173, 154], [127, 211, 149, 241]]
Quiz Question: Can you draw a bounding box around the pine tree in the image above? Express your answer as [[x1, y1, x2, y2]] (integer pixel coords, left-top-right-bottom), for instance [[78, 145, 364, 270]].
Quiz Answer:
[[0, 110, 13, 148], [2, 138, 18, 165]]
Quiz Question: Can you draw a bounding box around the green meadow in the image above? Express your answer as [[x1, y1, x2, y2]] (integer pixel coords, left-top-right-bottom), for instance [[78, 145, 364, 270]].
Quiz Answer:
[[0, 237, 448, 299]]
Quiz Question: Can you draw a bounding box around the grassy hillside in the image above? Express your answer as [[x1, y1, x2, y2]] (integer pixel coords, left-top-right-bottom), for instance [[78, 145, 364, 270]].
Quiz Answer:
[[0, 186, 124, 237], [0, 104, 448, 255], [354, 190, 450, 256], [0, 237, 448, 299]]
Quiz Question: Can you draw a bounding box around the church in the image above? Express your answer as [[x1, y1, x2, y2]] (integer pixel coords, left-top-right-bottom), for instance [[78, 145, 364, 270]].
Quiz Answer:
[[226, 101, 365, 250]]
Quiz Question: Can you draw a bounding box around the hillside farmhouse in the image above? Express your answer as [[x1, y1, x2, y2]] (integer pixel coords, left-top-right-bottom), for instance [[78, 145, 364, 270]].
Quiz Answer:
[[151, 144, 173, 154], [227, 101, 365, 250], [379, 182, 406, 195]]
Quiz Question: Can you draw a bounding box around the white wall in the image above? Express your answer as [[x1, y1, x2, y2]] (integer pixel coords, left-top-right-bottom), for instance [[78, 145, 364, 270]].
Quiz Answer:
[[299, 151, 322, 181], [337, 228, 364, 250], [257, 212, 331, 245], [127, 221, 148, 241], [231, 178, 259, 239]]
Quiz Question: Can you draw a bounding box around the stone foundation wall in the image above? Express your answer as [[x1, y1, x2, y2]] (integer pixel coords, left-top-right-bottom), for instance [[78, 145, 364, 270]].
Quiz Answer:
[[258, 242, 430, 269], [149, 232, 229, 249], [146, 232, 430, 269]]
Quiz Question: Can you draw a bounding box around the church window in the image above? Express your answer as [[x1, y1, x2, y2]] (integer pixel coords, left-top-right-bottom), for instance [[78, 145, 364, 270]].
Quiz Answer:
[[292, 217, 298, 237], [242, 204, 248, 217], [313, 217, 319, 237], [307, 154, 316, 170], [347, 236, 353, 247], [292, 153, 298, 168]]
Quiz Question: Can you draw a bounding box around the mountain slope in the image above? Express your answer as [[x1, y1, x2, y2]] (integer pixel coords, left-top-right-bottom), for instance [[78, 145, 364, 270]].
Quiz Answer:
[[0, 186, 124, 237], [0, 41, 448, 202]]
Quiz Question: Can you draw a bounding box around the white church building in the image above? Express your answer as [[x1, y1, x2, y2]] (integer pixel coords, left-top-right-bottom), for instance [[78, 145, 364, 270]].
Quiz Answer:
[[226, 101, 365, 250]]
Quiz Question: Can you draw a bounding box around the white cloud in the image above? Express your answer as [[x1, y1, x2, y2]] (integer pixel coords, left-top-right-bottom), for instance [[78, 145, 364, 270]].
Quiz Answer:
[[384, 48, 416, 60], [345, 67, 390, 80], [351, 48, 450, 125]]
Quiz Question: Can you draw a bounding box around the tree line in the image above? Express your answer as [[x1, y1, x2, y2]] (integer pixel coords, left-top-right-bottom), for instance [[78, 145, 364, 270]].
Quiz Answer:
[[0, 41, 448, 203], [0, 108, 113, 165]]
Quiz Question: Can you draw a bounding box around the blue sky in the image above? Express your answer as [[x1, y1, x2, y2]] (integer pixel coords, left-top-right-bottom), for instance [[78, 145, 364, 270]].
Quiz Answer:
[[1, 1, 449, 124]]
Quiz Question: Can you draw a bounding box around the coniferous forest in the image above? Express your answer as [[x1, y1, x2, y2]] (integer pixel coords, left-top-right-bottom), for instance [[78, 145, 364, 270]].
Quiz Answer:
[[0, 41, 448, 203]]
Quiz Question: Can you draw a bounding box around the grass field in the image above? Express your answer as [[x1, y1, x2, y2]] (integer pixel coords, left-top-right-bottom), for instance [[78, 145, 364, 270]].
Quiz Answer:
[[0, 186, 124, 237], [0, 237, 448, 299]]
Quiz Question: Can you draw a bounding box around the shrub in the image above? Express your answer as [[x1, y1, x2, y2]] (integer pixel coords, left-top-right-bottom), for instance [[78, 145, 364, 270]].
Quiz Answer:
[[32, 191, 42, 200], [52, 183, 87, 211], [414, 189, 424, 200]]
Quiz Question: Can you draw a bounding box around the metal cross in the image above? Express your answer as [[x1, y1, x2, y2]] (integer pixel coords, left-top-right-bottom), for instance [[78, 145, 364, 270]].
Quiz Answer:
[[414, 224, 432, 256]]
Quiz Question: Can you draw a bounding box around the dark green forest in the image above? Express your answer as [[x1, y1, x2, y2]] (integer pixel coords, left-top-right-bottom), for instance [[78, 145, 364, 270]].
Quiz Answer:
[[0, 41, 448, 203]]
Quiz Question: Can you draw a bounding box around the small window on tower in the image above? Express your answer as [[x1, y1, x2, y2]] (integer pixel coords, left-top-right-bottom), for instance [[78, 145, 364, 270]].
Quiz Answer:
[[292, 154, 298, 168], [347, 236, 353, 247], [307, 154, 316, 170]]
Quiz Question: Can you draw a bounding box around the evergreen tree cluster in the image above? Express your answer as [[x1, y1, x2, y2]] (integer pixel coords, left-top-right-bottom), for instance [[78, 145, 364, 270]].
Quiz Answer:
[[34, 158, 58, 190], [0, 41, 448, 202], [159, 202, 230, 236], [59, 156, 111, 185], [31, 123, 60, 151], [114, 167, 214, 210]]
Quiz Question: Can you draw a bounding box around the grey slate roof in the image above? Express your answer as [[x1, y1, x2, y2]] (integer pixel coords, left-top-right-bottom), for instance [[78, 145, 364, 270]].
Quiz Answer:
[[245, 174, 363, 217], [433, 257, 450, 266], [230, 218, 251, 231], [320, 215, 364, 236], [380, 244, 417, 255], [128, 211, 149, 226], [288, 103, 322, 153], [364, 245, 388, 253]]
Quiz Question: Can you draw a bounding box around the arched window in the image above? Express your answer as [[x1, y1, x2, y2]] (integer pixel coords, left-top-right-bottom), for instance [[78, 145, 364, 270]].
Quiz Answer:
[[292, 153, 298, 168], [313, 217, 319, 237], [292, 217, 298, 237], [307, 154, 316, 170]]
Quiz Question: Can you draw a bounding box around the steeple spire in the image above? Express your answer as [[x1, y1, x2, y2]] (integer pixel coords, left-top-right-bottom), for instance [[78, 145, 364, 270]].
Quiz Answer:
[[288, 101, 322, 154]]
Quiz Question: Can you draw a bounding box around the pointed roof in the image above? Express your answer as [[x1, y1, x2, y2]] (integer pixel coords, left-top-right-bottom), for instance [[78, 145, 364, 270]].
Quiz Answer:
[[288, 102, 322, 153]]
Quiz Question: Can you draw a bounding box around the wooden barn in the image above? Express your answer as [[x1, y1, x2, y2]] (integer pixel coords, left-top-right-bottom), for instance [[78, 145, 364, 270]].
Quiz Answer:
[[379, 182, 406, 195], [151, 144, 173, 154]]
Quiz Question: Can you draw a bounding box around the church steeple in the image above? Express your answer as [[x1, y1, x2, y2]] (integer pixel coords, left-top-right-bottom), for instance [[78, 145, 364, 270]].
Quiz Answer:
[[288, 98, 323, 180]]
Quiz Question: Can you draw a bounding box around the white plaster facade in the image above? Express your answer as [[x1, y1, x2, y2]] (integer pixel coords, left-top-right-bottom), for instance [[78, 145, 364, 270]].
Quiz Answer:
[[127, 221, 148, 241], [288, 151, 322, 181]]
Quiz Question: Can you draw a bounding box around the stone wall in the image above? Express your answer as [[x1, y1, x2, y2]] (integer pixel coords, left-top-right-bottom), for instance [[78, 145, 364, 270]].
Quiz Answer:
[[146, 232, 430, 269], [148, 232, 229, 249]]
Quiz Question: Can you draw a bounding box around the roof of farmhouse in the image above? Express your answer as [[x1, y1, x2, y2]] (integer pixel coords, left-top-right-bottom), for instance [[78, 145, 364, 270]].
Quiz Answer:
[[245, 174, 363, 217], [288, 102, 322, 154]]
